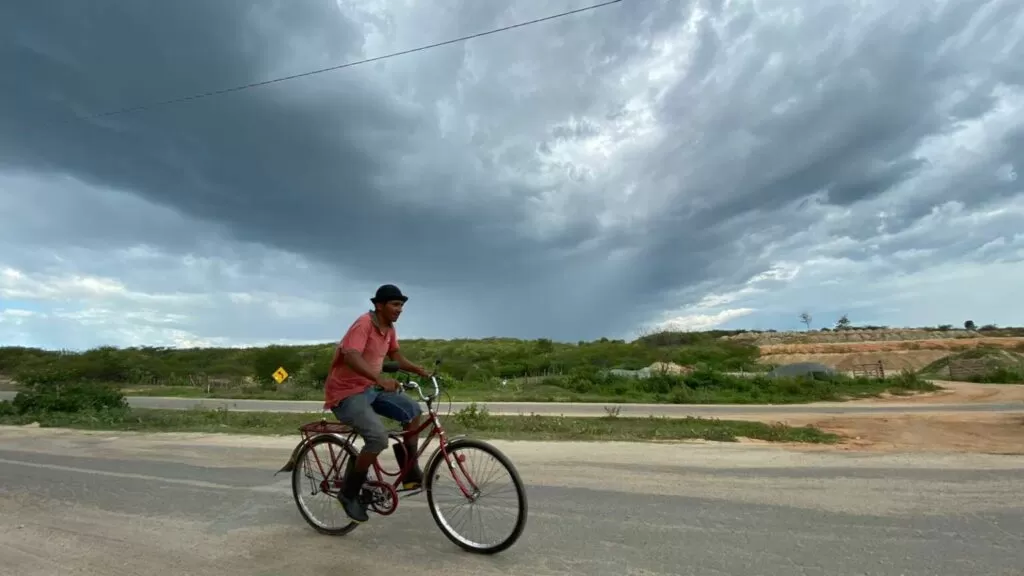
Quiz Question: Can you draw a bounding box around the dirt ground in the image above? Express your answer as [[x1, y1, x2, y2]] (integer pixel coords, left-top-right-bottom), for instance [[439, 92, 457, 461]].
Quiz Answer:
[[733, 381, 1024, 455], [759, 350, 952, 372], [854, 379, 1024, 404], [757, 337, 1024, 372], [759, 336, 1024, 355], [745, 412, 1024, 455]]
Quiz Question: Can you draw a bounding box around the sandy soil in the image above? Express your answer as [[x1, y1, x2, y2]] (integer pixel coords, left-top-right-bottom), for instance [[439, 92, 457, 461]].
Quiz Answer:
[[759, 337, 1024, 355], [851, 380, 1024, 404], [725, 381, 1024, 454], [757, 338, 1024, 371], [758, 350, 952, 371], [741, 413, 1024, 455]]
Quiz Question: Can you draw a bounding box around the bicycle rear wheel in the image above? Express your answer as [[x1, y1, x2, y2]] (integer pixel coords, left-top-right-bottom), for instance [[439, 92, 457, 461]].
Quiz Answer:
[[425, 438, 528, 554], [291, 434, 359, 536]]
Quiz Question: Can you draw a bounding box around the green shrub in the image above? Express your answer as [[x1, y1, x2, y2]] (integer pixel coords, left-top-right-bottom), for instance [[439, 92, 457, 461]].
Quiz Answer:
[[12, 382, 128, 415], [969, 367, 1024, 384], [453, 402, 491, 428], [0, 331, 766, 390], [889, 370, 935, 390], [304, 347, 335, 388], [249, 345, 304, 389]]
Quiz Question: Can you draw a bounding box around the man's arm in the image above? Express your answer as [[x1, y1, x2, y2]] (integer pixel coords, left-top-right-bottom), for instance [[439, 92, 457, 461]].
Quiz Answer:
[[339, 319, 388, 383], [342, 349, 385, 382]]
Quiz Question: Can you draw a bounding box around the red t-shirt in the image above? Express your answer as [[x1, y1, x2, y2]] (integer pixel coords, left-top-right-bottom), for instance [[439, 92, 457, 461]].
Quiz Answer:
[[324, 311, 398, 409]]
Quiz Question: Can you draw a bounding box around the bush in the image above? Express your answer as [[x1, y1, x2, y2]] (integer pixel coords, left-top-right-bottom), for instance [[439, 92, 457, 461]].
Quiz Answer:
[[249, 345, 304, 389], [0, 331, 765, 391], [453, 403, 491, 428], [969, 367, 1024, 384], [888, 370, 935, 390], [12, 382, 128, 415]]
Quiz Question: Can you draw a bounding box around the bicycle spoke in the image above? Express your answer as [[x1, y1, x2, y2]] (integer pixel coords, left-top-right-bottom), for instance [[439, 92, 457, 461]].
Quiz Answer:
[[429, 444, 522, 551], [292, 437, 358, 534]]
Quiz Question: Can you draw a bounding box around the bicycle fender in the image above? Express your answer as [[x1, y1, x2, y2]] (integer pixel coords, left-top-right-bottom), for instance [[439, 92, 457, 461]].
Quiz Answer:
[[275, 438, 310, 476]]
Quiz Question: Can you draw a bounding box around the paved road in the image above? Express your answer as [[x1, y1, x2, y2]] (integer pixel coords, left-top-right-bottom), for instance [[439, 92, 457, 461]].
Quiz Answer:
[[0, 428, 1021, 575], [2, 390, 1020, 417]]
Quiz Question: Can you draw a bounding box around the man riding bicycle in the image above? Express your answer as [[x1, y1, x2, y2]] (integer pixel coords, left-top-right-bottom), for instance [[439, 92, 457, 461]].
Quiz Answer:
[[324, 283, 431, 523]]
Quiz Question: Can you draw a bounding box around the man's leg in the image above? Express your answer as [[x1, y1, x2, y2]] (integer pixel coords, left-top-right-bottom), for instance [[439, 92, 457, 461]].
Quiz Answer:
[[370, 391, 425, 489], [331, 390, 390, 523]]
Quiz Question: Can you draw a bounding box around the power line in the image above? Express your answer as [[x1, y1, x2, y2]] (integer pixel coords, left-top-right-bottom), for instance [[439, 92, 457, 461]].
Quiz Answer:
[[81, 0, 623, 121]]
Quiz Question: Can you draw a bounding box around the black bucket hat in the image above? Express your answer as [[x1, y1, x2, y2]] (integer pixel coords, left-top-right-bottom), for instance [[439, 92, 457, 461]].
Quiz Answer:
[[371, 284, 408, 304]]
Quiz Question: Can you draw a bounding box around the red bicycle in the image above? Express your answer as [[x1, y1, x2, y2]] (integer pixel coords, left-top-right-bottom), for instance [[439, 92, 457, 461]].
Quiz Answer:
[[277, 359, 528, 555]]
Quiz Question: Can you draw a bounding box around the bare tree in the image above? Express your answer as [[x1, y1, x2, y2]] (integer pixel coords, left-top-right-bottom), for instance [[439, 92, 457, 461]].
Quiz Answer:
[[799, 311, 812, 331]]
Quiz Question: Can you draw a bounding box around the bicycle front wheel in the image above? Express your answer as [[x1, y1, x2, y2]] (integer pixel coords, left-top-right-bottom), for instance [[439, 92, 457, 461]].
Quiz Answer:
[[425, 438, 528, 554]]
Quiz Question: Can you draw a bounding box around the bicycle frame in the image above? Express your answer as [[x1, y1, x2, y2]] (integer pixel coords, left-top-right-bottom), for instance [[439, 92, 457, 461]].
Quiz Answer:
[[283, 367, 482, 505]]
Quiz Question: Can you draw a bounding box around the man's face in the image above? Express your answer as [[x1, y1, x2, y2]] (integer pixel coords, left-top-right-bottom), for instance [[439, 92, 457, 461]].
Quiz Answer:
[[378, 300, 404, 323]]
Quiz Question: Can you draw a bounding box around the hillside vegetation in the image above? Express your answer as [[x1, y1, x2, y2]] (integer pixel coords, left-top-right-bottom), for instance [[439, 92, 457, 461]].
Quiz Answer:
[[0, 330, 941, 405], [918, 347, 1024, 383], [0, 332, 761, 388]]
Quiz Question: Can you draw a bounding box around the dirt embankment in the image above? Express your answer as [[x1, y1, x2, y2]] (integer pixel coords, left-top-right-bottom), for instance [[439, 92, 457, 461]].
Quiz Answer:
[[725, 328, 1023, 346], [760, 337, 1024, 355], [756, 337, 1024, 372]]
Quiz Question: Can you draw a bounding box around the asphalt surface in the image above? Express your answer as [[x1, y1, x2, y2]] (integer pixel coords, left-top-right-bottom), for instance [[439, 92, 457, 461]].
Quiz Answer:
[[1, 428, 1022, 575], [3, 390, 1020, 417]]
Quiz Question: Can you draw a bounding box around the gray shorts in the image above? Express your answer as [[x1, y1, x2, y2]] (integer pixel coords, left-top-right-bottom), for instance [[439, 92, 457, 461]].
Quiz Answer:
[[330, 387, 423, 453]]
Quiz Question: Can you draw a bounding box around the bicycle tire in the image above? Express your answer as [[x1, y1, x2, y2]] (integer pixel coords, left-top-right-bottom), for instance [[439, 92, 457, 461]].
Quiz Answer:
[[425, 437, 528, 554], [291, 433, 360, 536]]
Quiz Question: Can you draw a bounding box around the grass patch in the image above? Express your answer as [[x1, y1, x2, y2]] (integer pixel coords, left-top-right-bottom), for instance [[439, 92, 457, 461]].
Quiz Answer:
[[967, 367, 1024, 384], [122, 370, 940, 405], [0, 405, 840, 444]]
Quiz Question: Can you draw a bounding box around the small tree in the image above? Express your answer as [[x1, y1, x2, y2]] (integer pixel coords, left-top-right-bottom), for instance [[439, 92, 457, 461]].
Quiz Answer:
[[964, 320, 976, 331], [835, 314, 851, 331], [799, 312, 813, 331]]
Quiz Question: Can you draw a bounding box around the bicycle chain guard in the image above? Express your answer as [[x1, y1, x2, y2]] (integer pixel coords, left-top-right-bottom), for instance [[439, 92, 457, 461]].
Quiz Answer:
[[362, 480, 399, 516]]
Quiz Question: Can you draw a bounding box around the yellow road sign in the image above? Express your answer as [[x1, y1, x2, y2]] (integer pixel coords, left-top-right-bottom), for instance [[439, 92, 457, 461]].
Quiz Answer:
[[272, 366, 289, 384]]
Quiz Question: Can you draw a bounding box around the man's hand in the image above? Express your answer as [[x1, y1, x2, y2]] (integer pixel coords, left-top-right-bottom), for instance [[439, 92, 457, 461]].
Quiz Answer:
[[413, 365, 431, 379], [375, 375, 400, 392]]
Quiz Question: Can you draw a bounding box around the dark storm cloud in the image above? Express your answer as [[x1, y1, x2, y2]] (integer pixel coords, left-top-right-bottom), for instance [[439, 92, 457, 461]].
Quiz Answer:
[[0, 1, 558, 283], [630, 0, 1024, 303], [0, 0, 694, 338], [2, 0, 1023, 342]]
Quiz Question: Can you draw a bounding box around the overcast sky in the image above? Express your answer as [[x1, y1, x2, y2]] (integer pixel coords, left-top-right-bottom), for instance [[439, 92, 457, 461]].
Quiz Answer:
[[1, 0, 1023, 350]]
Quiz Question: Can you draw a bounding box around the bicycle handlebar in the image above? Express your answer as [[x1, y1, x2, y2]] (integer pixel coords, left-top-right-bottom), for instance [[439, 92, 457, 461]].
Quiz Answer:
[[384, 358, 442, 404], [400, 376, 440, 403]]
